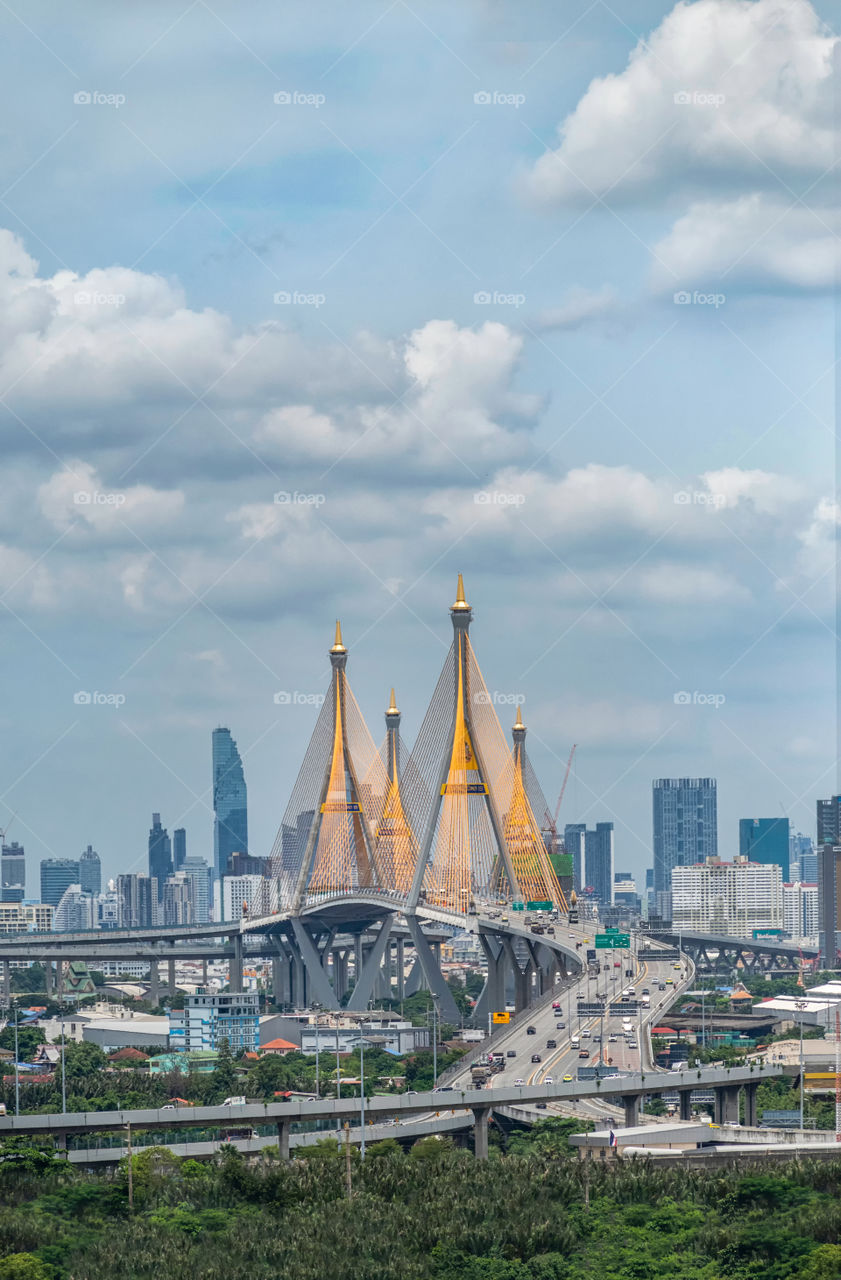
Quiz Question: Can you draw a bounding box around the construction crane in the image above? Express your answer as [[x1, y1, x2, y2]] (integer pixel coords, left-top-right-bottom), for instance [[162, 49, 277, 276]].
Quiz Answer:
[[540, 745, 577, 853]]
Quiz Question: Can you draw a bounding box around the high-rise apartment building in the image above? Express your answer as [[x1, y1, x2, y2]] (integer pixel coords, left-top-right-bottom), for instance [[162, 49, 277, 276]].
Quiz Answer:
[[671, 856, 781, 936], [116, 873, 156, 928], [817, 844, 841, 966], [791, 832, 817, 883], [563, 824, 586, 892], [148, 814, 172, 901], [739, 818, 790, 881], [79, 845, 102, 895], [162, 872, 193, 926], [817, 797, 841, 847], [53, 884, 97, 932], [783, 881, 818, 945], [653, 778, 717, 895], [222, 873, 264, 922], [212, 728, 248, 881], [173, 828, 186, 872], [171, 991, 260, 1053], [584, 822, 615, 906], [182, 856, 212, 924], [40, 858, 81, 907], [1, 841, 25, 903]]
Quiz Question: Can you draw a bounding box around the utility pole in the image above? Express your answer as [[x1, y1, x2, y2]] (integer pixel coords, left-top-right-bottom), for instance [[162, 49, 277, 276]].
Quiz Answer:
[[360, 1036, 366, 1159], [126, 1123, 133, 1210], [344, 1121, 352, 1196], [314, 1012, 320, 1099], [795, 999, 805, 1129], [13, 1007, 19, 1117], [335, 1015, 341, 1099], [60, 1005, 66, 1114], [432, 1004, 438, 1089]]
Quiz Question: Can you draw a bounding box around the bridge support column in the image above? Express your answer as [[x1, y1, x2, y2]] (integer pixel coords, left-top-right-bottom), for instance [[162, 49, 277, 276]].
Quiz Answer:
[[290, 919, 340, 1010], [404, 916, 461, 1025], [396, 938, 405, 999], [168, 959, 176, 998], [679, 1091, 692, 1122], [472, 1106, 491, 1160], [148, 961, 159, 1007], [57, 961, 65, 999], [500, 937, 529, 1013], [2, 961, 10, 1007], [622, 1095, 639, 1128], [347, 916, 395, 1011], [276, 1119, 290, 1160], [45, 961, 54, 997], [229, 934, 243, 993], [744, 1082, 758, 1128], [272, 955, 284, 1006], [475, 935, 505, 1026], [201, 959, 208, 988], [715, 1084, 740, 1125]]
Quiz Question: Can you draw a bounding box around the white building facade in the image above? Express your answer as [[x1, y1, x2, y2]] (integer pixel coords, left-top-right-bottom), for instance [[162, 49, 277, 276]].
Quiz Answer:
[[783, 881, 819, 945], [671, 856, 782, 936], [222, 874, 264, 922]]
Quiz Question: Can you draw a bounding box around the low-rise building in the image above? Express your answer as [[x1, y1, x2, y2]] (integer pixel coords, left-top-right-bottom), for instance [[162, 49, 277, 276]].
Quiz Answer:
[[169, 991, 260, 1053], [0, 902, 53, 933]]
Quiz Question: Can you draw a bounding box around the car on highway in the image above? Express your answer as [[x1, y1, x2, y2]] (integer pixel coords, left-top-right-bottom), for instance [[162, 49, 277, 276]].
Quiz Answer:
[[514, 1078, 524, 1085], [629, 1041, 638, 1050], [578, 1049, 590, 1058], [556, 1021, 565, 1030], [593, 1034, 602, 1043], [222, 1096, 246, 1107], [526, 1025, 536, 1035], [673, 963, 681, 970], [434, 1086, 455, 1093], [507, 1050, 516, 1058], [642, 988, 650, 995], [546, 1039, 557, 1049], [544, 1077, 554, 1085], [531, 1054, 542, 1063], [562, 1073, 573, 1082], [666, 978, 674, 985], [658, 983, 666, 991], [608, 1035, 618, 1042]]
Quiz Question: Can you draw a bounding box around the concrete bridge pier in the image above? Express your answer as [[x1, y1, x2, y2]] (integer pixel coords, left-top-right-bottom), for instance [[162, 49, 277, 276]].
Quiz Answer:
[[44, 961, 55, 998], [167, 959, 176, 998], [621, 1095, 640, 1127], [229, 933, 244, 993], [715, 1084, 741, 1125], [276, 1119, 290, 1160], [201, 959, 208, 988], [148, 961, 159, 1007], [2, 961, 10, 1007], [679, 1090, 692, 1122], [396, 937, 405, 999], [472, 1106, 492, 1160], [744, 1082, 759, 1127]]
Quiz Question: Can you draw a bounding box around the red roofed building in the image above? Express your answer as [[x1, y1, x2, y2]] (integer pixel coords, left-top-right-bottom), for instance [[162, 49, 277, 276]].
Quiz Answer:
[[261, 1038, 298, 1056], [109, 1047, 149, 1064]]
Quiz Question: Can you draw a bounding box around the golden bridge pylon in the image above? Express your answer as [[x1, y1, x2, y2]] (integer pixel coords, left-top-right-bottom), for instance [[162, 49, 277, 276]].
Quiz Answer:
[[371, 688, 417, 896], [508, 706, 567, 911], [404, 575, 564, 914], [268, 622, 392, 912]]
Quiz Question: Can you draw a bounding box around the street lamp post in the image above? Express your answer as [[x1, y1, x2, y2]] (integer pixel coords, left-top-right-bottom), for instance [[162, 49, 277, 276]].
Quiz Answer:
[[335, 1015, 341, 1099], [60, 1004, 67, 1114], [13, 1007, 19, 1116], [795, 999, 806, 1130]]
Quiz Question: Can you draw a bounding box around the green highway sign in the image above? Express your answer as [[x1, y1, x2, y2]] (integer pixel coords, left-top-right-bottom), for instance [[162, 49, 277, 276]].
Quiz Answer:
[[526, 900, 552, 911], [604, 927, 620, 933], [512, 902, 525, 911], [595, 933, 630, 948]]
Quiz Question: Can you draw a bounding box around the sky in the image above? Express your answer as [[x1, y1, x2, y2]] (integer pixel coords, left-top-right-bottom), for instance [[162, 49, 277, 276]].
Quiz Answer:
[[0, 0, 837, 893]]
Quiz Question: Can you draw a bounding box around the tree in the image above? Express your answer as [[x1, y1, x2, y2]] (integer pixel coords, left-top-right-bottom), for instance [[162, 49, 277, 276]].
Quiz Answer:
[[212, 1038, 237, 1095], [0, 1255, 51, 1280], [63, 1040, 107, 1079], [0, 1025, 44, 1060]]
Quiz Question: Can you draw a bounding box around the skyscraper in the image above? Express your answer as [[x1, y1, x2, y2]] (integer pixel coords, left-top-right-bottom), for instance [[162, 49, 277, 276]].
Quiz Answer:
[[584, 822, 615, 906], [182, 856, 212, 923], [652, 778, 717, 895], [79, 845, 102, 895], [1, 841, 25, 903], [212, 728, 248, 881], [817, 844, 841, 965], [173, 828, 186, 872], [817, 796, 841, 847], [116, 873, 155, 928], [148, 814, 172, 901], [40, 858, 81, 907], [791, 831, 817, 882], [739, 818, 790, 881]]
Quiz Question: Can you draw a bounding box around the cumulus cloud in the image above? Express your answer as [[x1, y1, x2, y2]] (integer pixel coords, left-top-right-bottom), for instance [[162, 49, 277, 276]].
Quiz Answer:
[[796, 497, 840, 578], [702, 467, 803, 513], [652, 194, 840, 293], [527, 0, 836, 205], [37, 462, 185, 535]]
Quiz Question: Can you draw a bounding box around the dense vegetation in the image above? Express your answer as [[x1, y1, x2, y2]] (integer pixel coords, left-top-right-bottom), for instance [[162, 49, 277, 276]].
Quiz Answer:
[[0, 1131, 840, 1279]]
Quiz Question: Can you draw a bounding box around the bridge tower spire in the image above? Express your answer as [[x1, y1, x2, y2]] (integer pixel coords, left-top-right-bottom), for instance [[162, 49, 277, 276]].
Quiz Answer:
[[286, 622, 386, 911], [374, 687, 417, 895], [506, 704, 567, 910], [406, 575, 522, 913]]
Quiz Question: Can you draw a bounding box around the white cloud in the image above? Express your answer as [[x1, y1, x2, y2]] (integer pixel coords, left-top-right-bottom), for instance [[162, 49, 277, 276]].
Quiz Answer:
[[702, 467, 802, 513], [652, 194, 839, 293], [38, 462, 185, 534], [534, 285, 620, 331], [796, 496, 840, 578], [527, 0, 836, 206]]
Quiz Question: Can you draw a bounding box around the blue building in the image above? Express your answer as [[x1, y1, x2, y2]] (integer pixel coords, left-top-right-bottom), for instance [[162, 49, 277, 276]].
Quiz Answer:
[[739, 817, 790, 881], [40, 858, 80, 907], [173, 828, 187, 872], [148, 814, 172, 902], [564, 824, 586, 892], [172, 991, 259, 1053], [79, 845, 101, 895], [652, 778, 717, 895], [212, 728, 248, 881]]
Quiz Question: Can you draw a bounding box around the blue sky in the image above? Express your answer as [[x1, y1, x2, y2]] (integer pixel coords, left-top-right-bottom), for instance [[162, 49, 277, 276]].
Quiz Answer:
[[0, 0, 837, 890]]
